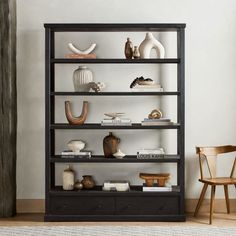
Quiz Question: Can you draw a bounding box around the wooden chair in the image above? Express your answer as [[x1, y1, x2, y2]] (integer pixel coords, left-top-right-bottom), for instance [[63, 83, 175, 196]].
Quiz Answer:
[[194, 145, 236, 224]]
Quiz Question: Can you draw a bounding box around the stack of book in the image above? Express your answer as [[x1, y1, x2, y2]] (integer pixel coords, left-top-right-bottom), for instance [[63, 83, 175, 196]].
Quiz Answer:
[[142, 183, 172, 192], [101, 118, 132, 126], [137, 148, 165, 159], [131, 84, 163, 92], [61, 150, 92, 158], [141, 118, 173, 126]]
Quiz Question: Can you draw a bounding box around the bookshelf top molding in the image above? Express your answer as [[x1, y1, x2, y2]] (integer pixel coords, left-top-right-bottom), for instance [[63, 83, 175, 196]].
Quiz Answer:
[[44, 23, 186, 32]]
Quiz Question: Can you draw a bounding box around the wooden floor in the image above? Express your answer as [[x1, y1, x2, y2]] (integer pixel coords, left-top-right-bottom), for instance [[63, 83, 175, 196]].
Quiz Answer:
[[0, 213, 235, 226]]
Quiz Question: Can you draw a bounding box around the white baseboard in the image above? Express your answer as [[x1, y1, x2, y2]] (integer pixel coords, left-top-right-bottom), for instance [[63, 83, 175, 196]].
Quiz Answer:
[[16, 199, 236, 213]]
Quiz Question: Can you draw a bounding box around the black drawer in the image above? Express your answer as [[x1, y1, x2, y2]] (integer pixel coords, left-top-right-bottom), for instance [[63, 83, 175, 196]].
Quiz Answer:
[[116, 196, 179, 215], [50, 196, 115, 215]]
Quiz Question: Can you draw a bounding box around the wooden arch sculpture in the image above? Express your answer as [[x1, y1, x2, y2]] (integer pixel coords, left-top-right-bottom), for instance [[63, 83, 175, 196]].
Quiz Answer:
[[65, 101, 88, 125]]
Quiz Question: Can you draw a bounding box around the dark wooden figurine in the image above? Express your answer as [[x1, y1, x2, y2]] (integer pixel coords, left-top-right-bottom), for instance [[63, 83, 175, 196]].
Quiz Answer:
[[103, 132, 120, 158]]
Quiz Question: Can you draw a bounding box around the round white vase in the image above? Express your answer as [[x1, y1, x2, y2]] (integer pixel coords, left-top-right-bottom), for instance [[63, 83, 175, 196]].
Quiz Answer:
[[73, 66, 93, 92], [139, 33, 165, 59]]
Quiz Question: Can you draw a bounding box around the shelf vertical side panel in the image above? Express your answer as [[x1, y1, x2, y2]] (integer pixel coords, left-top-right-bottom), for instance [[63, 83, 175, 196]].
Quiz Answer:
[[177, 28, 185, 215], [45, 27, 55, 214]]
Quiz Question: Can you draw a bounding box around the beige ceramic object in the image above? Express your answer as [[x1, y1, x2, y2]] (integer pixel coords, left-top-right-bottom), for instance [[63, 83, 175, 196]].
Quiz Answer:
[[63, 165, 75, 190], [139, 33, 165, 59], [67, 140, 85, 154], [73, 66, 93, 92]]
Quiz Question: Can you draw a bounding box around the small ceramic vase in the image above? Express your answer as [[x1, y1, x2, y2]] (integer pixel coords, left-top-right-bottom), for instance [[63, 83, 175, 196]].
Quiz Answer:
[[81, 175, 95, 189], [103, 132, 120, 158], [63, 165, 75, 190], [124, 38, 133, 59], [67, 140, 85, 154], [113, 149, 126, 159], [74, 180, 83, 190], [139, 33, 165, 59], [133, 46, 140, 59], [73, 66, 93, 92]]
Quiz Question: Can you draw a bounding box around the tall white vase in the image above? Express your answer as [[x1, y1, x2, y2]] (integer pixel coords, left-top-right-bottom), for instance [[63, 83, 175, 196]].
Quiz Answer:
[[62, 165, 75, 190], [73, 66, 93, 92], [139, 33, 165, 59]]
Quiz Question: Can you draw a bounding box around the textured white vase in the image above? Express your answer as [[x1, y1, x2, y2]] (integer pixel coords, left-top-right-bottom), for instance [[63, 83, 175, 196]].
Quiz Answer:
[[73, 66, 93, 92], [139, 33, 165, 59], [62, 166, 75, 190]]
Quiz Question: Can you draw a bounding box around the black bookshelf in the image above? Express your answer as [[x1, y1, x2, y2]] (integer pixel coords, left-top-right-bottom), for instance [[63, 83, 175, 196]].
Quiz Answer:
[[45, 23, 186, 222]]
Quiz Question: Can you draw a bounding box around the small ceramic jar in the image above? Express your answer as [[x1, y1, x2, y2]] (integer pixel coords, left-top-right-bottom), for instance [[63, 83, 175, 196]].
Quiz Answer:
[[81, 175, 95, 189]]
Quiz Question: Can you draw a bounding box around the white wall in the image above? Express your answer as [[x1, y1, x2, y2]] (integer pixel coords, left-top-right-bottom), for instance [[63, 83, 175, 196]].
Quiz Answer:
[[17, 0, 236, 199]]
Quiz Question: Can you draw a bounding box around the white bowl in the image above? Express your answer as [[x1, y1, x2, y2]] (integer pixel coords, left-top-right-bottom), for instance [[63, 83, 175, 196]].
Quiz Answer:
[[68, 140, 85, 153]]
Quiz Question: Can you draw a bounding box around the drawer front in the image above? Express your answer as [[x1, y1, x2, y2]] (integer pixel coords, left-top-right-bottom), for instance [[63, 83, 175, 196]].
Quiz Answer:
[[50, 196, 115, 215], [116, 196, 179, 215]]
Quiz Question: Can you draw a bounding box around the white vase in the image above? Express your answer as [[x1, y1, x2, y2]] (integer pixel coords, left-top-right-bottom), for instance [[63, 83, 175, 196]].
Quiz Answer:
[[139, 33, 165, 59], [113, 149, 126, 159], [73, 66, 93, 92], [63, 165, 75, 190]]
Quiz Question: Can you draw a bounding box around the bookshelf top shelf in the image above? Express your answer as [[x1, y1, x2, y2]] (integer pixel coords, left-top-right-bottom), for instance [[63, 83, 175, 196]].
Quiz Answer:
[[44, 23, 186, 32]]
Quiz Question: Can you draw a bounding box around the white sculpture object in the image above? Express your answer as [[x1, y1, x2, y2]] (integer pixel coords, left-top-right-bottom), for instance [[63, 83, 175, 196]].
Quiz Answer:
[[113, 149, 126, 159], [104, 113, 125, 120], [68, 43, 96, 55], [139, 33, 165, 59]]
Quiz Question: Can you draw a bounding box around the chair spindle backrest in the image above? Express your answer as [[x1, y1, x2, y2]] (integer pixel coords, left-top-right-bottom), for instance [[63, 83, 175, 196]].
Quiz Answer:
[[196, 145, 236, 180]]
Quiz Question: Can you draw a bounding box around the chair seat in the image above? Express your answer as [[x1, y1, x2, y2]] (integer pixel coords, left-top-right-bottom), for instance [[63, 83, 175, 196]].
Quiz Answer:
[[199, 177, 236, 185]]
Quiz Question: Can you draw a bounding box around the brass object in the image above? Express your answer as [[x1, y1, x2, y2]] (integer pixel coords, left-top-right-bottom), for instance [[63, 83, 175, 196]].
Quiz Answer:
[[81, 175, 95, 189], [103, 132, 120, 158], [124, 37, 133, 59], [65, 101, 88, 125], [148, 109, 162, 119], [139, 173, 170, 187], [74, 180, 83, 190]]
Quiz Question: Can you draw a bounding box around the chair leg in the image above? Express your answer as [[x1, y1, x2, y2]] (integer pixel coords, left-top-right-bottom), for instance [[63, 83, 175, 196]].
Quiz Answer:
[[194, 183, 208, 217], [224, 185, 230, 214], [209, 185, 216, 224]]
